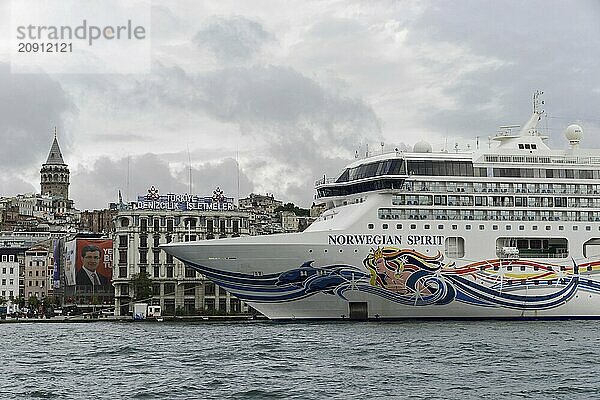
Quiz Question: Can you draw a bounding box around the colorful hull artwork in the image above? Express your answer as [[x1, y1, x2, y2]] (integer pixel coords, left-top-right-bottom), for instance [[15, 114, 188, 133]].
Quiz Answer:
[[184, 248, 600, 313]]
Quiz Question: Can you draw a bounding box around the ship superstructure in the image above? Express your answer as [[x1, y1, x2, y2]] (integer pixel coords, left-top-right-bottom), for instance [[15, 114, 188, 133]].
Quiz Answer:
[[163, 92, 600, 319]]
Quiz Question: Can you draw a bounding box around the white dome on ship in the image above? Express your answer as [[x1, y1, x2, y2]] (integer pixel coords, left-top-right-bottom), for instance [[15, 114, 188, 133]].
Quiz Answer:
[[565, 124, 583, 143], [413, 140, 432, 153]]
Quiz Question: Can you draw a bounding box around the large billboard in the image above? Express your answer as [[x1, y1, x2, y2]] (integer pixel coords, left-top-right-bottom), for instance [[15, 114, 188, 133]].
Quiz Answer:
[[65, 239, 113, 286]]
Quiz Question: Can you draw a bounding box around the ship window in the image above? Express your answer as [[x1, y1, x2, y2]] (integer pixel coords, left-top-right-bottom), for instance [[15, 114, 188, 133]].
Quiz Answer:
[[465, 225, 471, 230], [531, 144, 537, 149], [586, 226, 591, 231], [410, 224, 416, 229], [518, 144, 524, 149], [368, 224, 374, 229], [532, 226, 538, 231], [573, 226, 578, 231], [518, 225, 524, 231], [396, 224, 402, 229], [438, 225, 444, 229], [559, 226, 564, 230], [424, 224, 430, 230], [583, 239, 600, 258], [506, 225, 511, 230], [382, 224, 388, 229], [479, 225, 484, 230], [452, 225, 457, 230], [496, 237, 568, 258], [524, 144, 531, 149], [546, 226, 551, 231], [445, 237, 465, 258], [493, 225, 498, 230]]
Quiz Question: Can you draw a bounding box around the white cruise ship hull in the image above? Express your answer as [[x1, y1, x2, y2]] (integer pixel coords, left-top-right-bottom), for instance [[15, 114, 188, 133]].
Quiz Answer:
[[161, 231, 600, 320]]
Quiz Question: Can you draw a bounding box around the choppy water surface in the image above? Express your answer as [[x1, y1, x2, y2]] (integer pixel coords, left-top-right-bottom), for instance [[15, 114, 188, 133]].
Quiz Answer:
[[0, 320, 598, 399]]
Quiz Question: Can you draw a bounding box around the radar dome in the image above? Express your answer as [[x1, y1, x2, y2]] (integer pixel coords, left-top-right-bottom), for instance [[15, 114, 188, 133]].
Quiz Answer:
[[565, 124, 583, 147], [413, 140, 432, 153]]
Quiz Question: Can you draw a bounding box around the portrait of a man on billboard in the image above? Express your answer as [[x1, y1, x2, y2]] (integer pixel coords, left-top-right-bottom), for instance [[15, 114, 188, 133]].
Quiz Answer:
[[75, 239, 113, 286]]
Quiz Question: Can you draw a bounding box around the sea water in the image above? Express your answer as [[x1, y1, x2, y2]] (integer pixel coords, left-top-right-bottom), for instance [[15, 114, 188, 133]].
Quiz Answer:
[[0, 320, 598, 399]]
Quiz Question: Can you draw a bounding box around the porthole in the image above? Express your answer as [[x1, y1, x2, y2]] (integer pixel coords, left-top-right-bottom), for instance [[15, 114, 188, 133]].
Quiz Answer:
[[324, 249, 328, 253], [573, 226, 578, 231], [518, 225, 524, 231], [532, 226, 538, 231], [396, 224, 402, 229], [506, 225, 511, 230], [545, 226, 551, 231], [309, 249, 313, 253], [559, 226, 564, 231], [466, 225, 471, 230], [410, 224, 416, 229], [586, 226, 591, 231], [587, 266, 592, 272], [438, 225, 444, 230], [479, 225, 484, 230], [493, 225, 498, 231], [452, 225, 457, 230], [424, 224, 430, 230], [382, 224, 388, 229], [368, 224, 374, 229], [339, 249, 343, 253]]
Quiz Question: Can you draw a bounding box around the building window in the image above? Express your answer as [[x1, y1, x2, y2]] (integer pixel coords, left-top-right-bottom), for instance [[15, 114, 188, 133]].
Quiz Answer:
[[166, 219, 174, 232], [207, 220, 213, 233], [153, 236, 160, 248], [139, 251, 147, 264], [120, 218, 130, 228], [119, 250, 127, 265], [153, 265, 160, 278], [153, 219, 160, 232], [152, 283, 161, 296], [140, 235, 148, 248], [164, 283, 175, 296], [119, 267, 127, 278], [185, 267, 196, 278], [166, 254, 173, 265], [153, 251, 160, 265], [233, 220, 239, 233], [119, 235, 128, 247], [204, 281, 215, 295], [184, 283, 195, 296], [166, 265, 174, 278], [140, 218, 147, 233]]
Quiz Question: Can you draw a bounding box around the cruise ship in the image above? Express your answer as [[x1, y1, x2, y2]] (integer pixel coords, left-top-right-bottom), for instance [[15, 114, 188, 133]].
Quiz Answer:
[[162, 92, 600, 319]]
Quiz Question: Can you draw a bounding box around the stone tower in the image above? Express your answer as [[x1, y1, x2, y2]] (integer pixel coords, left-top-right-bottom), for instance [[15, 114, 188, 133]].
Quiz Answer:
[[40, 128, 70, 200]]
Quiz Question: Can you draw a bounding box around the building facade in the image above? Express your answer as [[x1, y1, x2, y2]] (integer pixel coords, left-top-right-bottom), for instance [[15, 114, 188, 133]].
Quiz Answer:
[[112, 188, 251, 317], [24, 244, 54, 302], [0, 248, 20, 313]]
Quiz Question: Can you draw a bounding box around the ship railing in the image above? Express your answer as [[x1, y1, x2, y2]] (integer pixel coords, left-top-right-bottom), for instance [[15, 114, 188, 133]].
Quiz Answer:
[[315, 177, 337, 186]]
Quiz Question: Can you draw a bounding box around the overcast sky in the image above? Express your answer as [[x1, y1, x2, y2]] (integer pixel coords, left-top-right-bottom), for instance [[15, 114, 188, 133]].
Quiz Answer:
[[1, 0, 600, 209]]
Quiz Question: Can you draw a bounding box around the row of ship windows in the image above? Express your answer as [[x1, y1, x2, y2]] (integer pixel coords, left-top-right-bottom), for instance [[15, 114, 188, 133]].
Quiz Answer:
[[399, 182, 600, 195], [394, 194, 599, 208], [380, 208, 600, 222], [368, 222, 598, 232]]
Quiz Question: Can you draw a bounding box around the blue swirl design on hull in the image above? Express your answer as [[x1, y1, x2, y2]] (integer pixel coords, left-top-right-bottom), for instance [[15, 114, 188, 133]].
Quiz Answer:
[[181, 248, 592, 311]]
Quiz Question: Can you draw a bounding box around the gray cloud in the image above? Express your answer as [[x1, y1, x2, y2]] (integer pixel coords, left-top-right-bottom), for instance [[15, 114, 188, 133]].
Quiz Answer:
[[0, 63, 73, 170], [71, 154, 255, 210], [409, 1, 600, 146], [194, 16, 273, 63]]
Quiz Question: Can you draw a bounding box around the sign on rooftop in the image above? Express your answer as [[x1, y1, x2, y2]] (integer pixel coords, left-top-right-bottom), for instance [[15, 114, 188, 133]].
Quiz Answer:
[[134, 186, 235, 211]]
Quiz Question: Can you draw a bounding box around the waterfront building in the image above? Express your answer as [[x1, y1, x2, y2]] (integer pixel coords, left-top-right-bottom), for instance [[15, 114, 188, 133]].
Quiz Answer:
[[111, 187, 251, 316], [0, 248, 21, 313], [24, 243, 54, 302]]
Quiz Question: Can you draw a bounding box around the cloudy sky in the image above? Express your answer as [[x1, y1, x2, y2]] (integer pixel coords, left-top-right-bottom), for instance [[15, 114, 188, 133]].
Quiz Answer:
[[1, 0, 600, 210]]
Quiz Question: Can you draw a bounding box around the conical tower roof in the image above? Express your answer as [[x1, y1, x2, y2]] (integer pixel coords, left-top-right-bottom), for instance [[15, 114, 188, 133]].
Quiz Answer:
[[45, 131, 65, 165]]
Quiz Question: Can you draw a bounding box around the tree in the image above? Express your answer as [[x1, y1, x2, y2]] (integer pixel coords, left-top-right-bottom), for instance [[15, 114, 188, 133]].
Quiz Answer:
[[131, 272, 153, 301], [28, 295, 40, 311], [0, 296, 6, 306], [275, 202, 310, 216]]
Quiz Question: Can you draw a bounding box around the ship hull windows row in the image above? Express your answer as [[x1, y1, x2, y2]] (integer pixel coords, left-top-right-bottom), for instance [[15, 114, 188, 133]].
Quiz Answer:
[[379, 207, 600, 222], [317, 179, 403, 198], [392, 194, 599, 208]]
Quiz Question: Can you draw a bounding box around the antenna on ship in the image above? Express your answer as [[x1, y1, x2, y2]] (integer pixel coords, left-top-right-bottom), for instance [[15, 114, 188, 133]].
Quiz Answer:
[[187, 145, 193, 195], [365, 143, 369, 158], [381, 142, 385, 154], [476, 136, 479, 150]]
